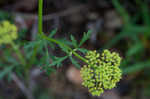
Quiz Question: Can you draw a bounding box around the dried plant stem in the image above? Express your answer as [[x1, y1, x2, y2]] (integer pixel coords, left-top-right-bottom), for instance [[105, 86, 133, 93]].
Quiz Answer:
[[11, 73, 34, 99]]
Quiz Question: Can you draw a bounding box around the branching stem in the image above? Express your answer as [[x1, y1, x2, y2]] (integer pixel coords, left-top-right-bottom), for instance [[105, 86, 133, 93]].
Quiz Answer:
[[41, 34, 88, 64], [38, 0, 88, 65]]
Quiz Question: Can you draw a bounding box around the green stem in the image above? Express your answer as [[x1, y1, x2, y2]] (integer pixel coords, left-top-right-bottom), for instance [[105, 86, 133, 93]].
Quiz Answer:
[[28, 0, 43, 67], [41, 34, 71, 50], [27, 46, 38, 68], [72, 51, 87, 63], [38, 0, 43, 35], [41, 34, 88, 64], [38, 0, 87, 65], [10, 42, 26, 66]]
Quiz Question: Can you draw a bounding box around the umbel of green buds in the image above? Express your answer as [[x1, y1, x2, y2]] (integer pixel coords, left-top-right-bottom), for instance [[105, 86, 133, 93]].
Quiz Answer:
[[80, 49, 122, 96], [0, 21, 18, 45]]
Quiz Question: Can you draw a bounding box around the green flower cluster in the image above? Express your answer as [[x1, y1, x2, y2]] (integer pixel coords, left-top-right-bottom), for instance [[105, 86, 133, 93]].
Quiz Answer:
[[80, 50, 122, 96], [0, 21, 18, 45]]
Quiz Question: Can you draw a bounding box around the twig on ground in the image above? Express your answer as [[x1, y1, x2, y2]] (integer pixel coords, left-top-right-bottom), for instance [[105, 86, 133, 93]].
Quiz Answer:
[[11, 4, 88, 21], [11, 73, 34, 99]]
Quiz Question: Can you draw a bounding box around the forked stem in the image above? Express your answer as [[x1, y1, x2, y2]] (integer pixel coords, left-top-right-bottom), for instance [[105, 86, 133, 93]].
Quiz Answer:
[[38, 0, 88, 65]]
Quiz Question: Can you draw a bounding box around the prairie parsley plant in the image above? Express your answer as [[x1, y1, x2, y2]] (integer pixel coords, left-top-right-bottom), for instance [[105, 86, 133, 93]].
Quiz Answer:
[[0, 21, 18, 45], [80, 49, 122, 96]]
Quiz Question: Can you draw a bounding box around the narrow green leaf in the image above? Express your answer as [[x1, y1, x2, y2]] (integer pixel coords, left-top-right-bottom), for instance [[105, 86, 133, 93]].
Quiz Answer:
[[4, 52, 18, 65], [104, 31, 126, 48], [79, 30, 92, 47], [45, 68, 56, 75], [112, 0, 130, 24], [7, 72, 13, 82], [44, 42, 50, 64], [122, 61, 150, 74], [59, 38, 73, 46], [24, 40, 41, 49], [77, 48, 88, 54], [49, 56, 68, 67], [0, 66, 14, 80], [69, 57, 80, 69], [56, 56, 68, 67], [104, 26, 148, 48], [0, 63, 4, 67], [126, 42, 144, 57], [70, 35, 78, 48], [135, 0, 150, 26], [59, 44, 69, 53], [48, 29, 57, 38], [47, 41, 55, 49], [127, 25, 149, 33]]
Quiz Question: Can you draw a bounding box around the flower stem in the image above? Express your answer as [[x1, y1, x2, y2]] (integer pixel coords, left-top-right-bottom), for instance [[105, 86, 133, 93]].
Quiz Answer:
[[38, 0, 87, 65], [72, 51, 87, 63], [38, 0, 43, 35], [28, 0, 43, 67], [41, 34, 88, 64]]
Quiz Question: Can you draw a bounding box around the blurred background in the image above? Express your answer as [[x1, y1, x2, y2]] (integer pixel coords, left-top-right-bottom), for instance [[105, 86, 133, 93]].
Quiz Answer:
[[0, 0, 150, 99]]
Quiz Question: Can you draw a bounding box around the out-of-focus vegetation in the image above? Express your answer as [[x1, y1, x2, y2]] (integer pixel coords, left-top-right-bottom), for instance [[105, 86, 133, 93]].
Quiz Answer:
[[105, 0, 150, 97], [0, 0, 150, 99]]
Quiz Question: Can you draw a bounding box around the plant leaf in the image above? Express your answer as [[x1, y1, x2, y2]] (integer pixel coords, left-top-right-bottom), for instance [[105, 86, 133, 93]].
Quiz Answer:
[[79, 30, 92, 47], [70, 35, 78, 48], [0, 66, 15, 80], [122, 61, 150, 74], [59, 44, 69, 54], [24, 40, 41, 49], [112, 0, 130, 24], [48, 29, 57, 38], [69, 57, 80, 69], [49, 56, 68, 68], [77, 48, 88, 54], [126, 42, 144, 57], [59, 38, 73, 46], [45, 67, 56, 75]]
